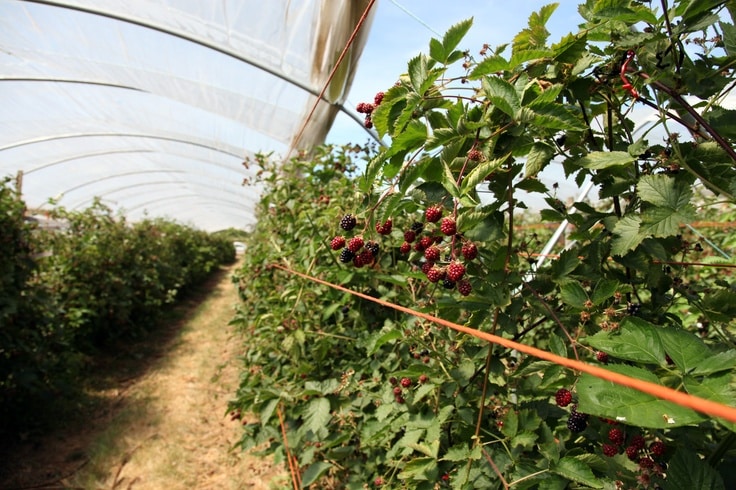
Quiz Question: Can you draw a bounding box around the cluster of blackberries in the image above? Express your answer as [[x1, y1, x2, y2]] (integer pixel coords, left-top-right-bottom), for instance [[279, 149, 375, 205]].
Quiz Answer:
[[332, 214, 385, 268], [357, 91, 385, 129], [398, 205, 477, 296]]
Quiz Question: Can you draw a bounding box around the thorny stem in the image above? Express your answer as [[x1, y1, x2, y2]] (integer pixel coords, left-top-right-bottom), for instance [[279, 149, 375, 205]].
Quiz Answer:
[[466, 307, 500, 485], [483, 446, 510, 490]]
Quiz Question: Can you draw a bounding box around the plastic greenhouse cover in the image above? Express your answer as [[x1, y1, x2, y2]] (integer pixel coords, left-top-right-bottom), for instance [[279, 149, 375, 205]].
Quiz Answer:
[[0, 0, 376, 231]]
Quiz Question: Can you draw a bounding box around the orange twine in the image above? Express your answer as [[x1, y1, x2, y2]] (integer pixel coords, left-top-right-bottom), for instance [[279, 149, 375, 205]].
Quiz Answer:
[[277, 404, 302, 490], [271, 263, 736, 425]]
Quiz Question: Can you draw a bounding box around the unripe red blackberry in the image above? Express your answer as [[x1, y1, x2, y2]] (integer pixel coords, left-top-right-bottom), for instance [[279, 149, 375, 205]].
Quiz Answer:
[[467, 148, 482, 161], [374, 91, 385, 105], [421, 261, 435, 275], [649, 441, 666, 457], [340, 214, 357, 231], [630, 435, 646, 450], [375, 219, 392, 235], [638, 457, 654, 469], [418, 374, 428, 384], [403, 230, 417, 243], [608, 428, 625, 445], [446, 262, 465, 282], [461, 241, 478, 260], [374, 476, 384, 486], [331, 235, 346, 250], [393, 386, 402, 396], [347, 236, 364, 252], [440, 217, 456, 236], [457, 280, 472, 296], [353, 254, 365, 268], [602, 443, 618, 457], [555, 388, 573, 407], [400, 377, 412, 388], [426, 267, 443, 283], [596, 351, 609, 364], [418, 236, 433, 250], [424, 246, 440, 262], [364, 116, 373, 129], [625, 445, 640, 460], [425, 205, 442, 223], [399, 242, 411, 254], [358, 250, 374, 265]]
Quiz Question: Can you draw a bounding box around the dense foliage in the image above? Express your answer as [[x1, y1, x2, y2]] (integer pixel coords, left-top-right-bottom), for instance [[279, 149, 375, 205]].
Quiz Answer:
[[0, 185, 235, 426], [232, 1, 736, 489]]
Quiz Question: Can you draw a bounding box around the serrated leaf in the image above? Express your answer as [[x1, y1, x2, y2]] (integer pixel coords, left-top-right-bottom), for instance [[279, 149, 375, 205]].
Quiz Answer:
[[611, 214, 643, 256], [584, 317, 665, 365], [549, 249, 580, 280], [260, 397, 280, 426], [577, 365, 706, 428], [524, 142, 555, 177], [461, 154, 507, 195], [469, 55, 509, 78], [429, 37, 445, 63], [683, 374, 736, 431], [640, 205, 695, 238], [559, 282, 588, 309], [577, 151, 635, 169], [663, 450, 725, 490], [657, 326, 712, 374], [408, 54, 429, 93], [301, 462, 333, 488], [550, 456, 603, 489], [638, 174, 693, 207], [484, 76, 520, 118], [413, 382, 436, 404], [442, 443, 482, 462], [692, 350, 736, 376], [530, 104, 586, 130], [398, 457, 438, 481], [441, 18, 473, 62], [591, 279, 620, 305], [366, 328, 403, 355], [303, 397, 331, 435], [441, 160, 461, 198]]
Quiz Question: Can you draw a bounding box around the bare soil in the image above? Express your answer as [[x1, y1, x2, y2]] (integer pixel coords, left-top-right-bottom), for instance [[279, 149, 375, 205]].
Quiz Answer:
[[0, 262, 287, 490]]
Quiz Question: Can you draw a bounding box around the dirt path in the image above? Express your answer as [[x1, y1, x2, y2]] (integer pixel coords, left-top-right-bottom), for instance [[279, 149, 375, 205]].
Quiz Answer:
[[0, 262, 286, 489]]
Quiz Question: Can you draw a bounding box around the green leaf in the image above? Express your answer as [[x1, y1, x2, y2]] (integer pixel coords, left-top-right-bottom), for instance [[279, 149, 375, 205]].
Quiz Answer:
[[720, 22, 736, 57], [663, 450, 725, 490], [550, 456, 603, 489], [303, 397, 331, 435], [461, 154, 507, 196], [398, 457, 438, 481], [577, 151, 635, 169], [549, 249, 580, 280], [441, 18, 473, 62], [429, 38, 445, 63], [408, 54, 429, 93], [611, 214, 644, 256], [484, 76, 520, 118], [692, 350, 736, 376], [365, 328, 403, 355], [640, 204, 695, 239], [577, 365, 706, 428], [683, 374, 736, 431], [584, 317, 665, 365], [638, 174, 693, 207], [469, 56, 509, 78], [441, 160, 461, 198], [443, 443, 482, 462], [657, 326, 712, 374], [524, 142, 555, 177], [559, 282, 588, 309], [529, 104, 586, 131], [591, 279, 620, 305], [301, 461, 333, 488]]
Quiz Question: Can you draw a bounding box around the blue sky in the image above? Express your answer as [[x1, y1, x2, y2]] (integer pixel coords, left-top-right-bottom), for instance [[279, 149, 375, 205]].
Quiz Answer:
[[326, 1, 592, 209], [327, 0, 583, 146]]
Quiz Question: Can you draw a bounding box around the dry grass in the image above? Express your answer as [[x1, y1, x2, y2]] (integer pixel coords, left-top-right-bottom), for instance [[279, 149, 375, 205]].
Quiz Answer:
[[0, 262, 287, 490]]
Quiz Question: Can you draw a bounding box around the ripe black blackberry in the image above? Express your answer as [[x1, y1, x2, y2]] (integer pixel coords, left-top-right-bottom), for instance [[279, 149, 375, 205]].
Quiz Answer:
[[365, 241, 380, 257], [410, 221, 424, 234], [567, 411, 588, 433], [442, 279, 456, 289], [340, 214, 357, 231], [339, 248, 355, 263]]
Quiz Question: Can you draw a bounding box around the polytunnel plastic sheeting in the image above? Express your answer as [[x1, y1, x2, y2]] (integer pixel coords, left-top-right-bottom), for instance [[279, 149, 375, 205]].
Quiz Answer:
[[0, 0, 376, 231]]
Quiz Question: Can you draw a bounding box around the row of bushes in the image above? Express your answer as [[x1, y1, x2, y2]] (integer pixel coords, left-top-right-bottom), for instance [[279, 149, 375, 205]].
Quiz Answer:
[[0, 177, 236, 422]]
